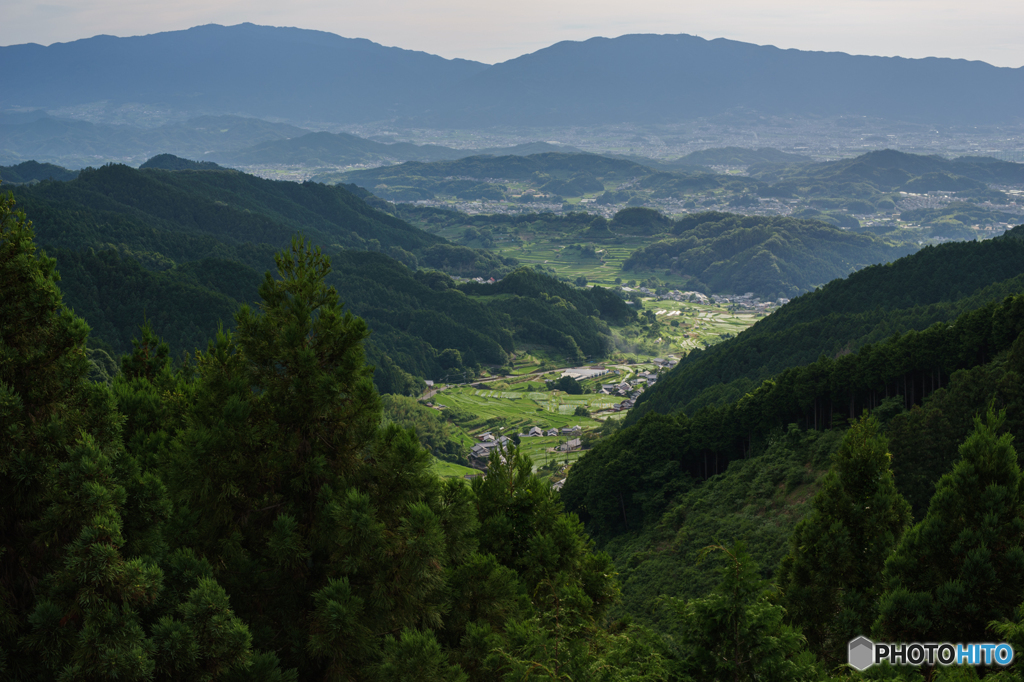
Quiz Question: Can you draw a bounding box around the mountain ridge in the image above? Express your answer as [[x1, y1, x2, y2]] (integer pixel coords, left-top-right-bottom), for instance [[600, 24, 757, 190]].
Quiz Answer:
[[4, 24, 1022, 128]]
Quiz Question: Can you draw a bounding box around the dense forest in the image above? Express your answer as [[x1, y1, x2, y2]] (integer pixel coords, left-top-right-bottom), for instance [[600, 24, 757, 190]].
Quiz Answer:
[[0, 163, 640, 393], [558, 227, 1024, 678], [1, 195, 657, 681], [627, 226, 1024, 422], [8, 171, 1024, 678], [621, 211, 914, 298]]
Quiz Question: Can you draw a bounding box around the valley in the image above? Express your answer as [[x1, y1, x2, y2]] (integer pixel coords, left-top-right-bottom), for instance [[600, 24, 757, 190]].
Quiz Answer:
[[4, 21, 1024, 677]]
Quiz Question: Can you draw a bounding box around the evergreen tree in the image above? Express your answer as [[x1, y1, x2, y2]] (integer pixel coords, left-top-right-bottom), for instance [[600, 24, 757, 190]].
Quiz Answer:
[[875, 409, 1024, 645], [778, 415, 911, 668], [0, 189, 171, 679], [456, 444, 622, 681], [664, 543, 821, 682], [162, 237, 478, 678], [120, 319, 171, 381]]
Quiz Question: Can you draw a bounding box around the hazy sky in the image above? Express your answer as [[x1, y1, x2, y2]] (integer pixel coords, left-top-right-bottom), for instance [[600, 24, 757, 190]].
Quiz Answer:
[[3, 0, 1022, 68]]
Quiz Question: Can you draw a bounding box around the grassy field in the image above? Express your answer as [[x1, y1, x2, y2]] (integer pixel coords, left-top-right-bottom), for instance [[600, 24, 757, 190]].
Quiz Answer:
[[431, 365, 651, 471], [431, 457, 481, 479], [492, 238, 692, 289], [425, 215, 691, 289], [646, 299, 761, 353]]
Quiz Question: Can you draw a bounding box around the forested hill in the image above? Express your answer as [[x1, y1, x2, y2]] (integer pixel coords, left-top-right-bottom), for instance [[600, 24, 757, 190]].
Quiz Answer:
[[1, 195, 647, 681], [752, 148, 1024, 193], [622, 212, 914, 299], [322, 152, 749, 202], [11, 161, 447, 256], [625, 228, 1024, 423], [4, 162, 638, 394], [0, 160, 80, 183]]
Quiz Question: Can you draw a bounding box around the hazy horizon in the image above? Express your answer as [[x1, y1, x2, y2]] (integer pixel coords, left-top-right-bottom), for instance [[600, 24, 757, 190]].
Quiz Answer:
[[3, 0, 1023, 68]]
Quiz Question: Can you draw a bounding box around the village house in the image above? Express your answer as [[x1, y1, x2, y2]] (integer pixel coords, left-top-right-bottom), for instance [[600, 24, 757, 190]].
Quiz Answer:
[[559, 437, 582, 451]]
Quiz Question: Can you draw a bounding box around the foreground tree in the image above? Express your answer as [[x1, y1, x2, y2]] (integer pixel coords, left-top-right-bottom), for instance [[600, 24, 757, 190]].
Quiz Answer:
[[778, 415, 911, 669], [2, 197, 658, 680], [665, 543, 822, 682], [162, 237, 478, 678], [875, 409, 1024, 645], [0, 190, 178, 679]]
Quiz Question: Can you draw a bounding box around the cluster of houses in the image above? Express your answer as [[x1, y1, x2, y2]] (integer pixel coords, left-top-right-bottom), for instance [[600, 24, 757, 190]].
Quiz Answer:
[[600, 372, 656, 396], [709, 292, 789, 311], [450, 275, 499, 285], [598, 370, 669, 412], [468, 425, 585, 471], [657, 290, 710, 304], [618, 283, 789, 313], [468, 432, 513, 470], [518, 425, 583, 439]]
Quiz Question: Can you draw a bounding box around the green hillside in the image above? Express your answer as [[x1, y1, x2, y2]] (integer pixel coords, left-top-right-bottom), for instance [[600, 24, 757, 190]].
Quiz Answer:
[[622, 212, 914, 299], [316, 152, 748, 202], [626, 227, 1024, 422], [0, 160, 80, 183], [4, 163, 644, 394], [14, 161, 447, 255]]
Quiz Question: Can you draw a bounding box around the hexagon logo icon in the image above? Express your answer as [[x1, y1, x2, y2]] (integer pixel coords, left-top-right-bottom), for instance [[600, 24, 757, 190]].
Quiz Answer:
[[849, 636, 874, 671]]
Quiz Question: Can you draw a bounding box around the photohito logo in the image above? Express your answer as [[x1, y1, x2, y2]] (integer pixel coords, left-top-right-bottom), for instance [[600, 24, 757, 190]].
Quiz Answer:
[[848, 637, 1014, 670]]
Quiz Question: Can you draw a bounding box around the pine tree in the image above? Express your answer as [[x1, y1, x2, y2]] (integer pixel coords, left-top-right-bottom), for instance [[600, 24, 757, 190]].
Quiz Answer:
[[666, 543, 821, 682], [162, 237, 478, 678], [0, 189, 170, 678], [778, 414, 911, 668], [875, 409, 1024, 645], [459, 444, 621, 681]]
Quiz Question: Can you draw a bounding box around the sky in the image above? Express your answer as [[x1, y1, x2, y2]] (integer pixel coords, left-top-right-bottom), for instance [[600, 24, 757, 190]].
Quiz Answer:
[[3, 0, 1022, 68]]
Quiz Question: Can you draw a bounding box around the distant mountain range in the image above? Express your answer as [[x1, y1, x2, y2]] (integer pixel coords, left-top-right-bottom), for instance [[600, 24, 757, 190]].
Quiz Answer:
[[3, 23, 1023, 129], [0, 111, 582, 168], [207, 133, 581, 166], [0, 111, 308, 166]]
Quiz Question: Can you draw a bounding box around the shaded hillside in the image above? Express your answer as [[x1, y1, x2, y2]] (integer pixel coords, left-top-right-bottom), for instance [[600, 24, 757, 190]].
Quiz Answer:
[[567, 291, 1024, 539], [12, 162, 448, 256], [0, 160, 79, 183], [623, 212, 915, 299], [575, 324, 1024, 634], [139, 154, 225, 171], [625, 230, 1024, 423], [4, 165, 644, 393]]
